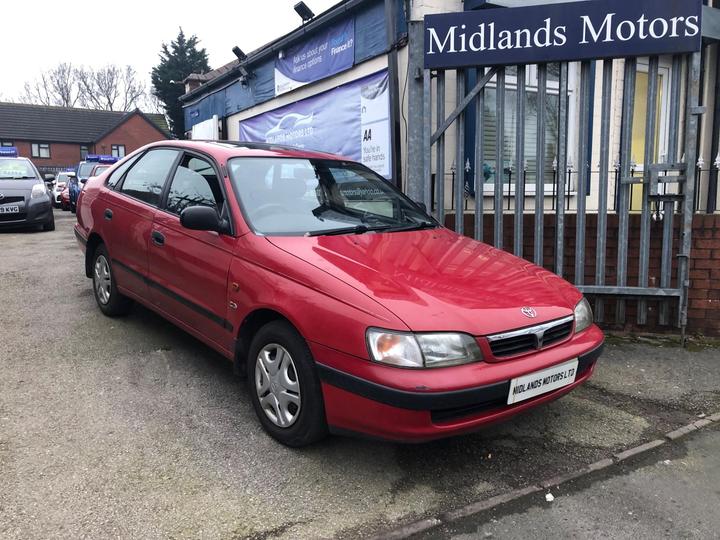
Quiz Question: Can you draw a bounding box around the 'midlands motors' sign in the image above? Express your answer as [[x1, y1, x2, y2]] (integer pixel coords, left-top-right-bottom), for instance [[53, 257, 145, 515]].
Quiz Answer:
[[424, 0, 702, 69]]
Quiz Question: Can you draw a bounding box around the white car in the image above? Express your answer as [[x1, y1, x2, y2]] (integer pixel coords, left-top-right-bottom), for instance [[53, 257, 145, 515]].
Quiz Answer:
[[52, 171, 75, 207]]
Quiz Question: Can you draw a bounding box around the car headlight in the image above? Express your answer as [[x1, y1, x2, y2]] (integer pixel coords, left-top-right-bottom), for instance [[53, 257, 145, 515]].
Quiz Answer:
[[366, 328, 483, 369], [31, 184, 47, 199], [574, 298, 594, 333]]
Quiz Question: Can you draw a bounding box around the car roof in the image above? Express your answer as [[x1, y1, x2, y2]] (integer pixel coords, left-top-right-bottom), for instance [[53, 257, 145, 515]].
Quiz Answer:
[[143, 140, 346, 162]]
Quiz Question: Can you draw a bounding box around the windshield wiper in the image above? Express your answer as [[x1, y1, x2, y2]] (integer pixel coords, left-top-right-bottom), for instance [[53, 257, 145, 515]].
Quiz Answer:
[[306, 224, 394, 237], [383, 221, 438, 233]]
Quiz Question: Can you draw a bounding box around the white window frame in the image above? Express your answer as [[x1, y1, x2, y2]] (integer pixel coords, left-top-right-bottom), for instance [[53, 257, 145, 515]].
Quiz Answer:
[[31, 142, 50, 159], [631, 58, 673, 171], [111, 144, 126, 158], [479, 62, 579, 197]]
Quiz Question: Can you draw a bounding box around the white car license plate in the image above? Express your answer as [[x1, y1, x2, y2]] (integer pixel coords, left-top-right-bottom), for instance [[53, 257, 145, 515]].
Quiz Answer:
[[507, 359, 578, 405], [0, 205, 19, 214]]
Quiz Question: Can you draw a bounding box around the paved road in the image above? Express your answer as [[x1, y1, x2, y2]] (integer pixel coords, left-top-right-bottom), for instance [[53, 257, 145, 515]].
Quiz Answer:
[[1, 210, 719, 539], [416, 424, 720, 539]]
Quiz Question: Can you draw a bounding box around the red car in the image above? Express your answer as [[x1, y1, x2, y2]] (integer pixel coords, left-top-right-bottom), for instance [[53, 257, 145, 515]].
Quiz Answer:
[[74, 141, 603, 446], [60, 184, 71, 211]]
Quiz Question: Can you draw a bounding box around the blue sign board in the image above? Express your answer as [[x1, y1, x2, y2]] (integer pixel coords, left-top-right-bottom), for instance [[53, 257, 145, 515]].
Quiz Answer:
[[424, 0, 702, 69], [240, 70, 391, 178], [275, 18, 355, 95]]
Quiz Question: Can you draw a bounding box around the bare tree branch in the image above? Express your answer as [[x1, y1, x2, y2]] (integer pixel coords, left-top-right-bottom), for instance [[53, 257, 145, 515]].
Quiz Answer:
[[20, 64, 79, 107], [19, 63, 148, 112], [76, 65, 146, 112]]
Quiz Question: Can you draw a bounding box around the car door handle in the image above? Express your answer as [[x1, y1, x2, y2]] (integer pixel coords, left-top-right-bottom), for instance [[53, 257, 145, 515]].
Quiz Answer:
[[151, 230, 165, 246], [104, 209, 113, 220]]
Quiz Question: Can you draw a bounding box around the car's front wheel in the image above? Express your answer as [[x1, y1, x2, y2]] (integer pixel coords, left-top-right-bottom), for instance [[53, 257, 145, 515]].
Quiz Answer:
[[91, 244, 132, 316], [42, 215, 55, 231], [247, 321, 327, 447]]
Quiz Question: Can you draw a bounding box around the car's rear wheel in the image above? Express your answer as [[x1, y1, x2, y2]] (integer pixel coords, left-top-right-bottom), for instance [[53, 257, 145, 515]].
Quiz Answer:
[[247, 321, 327, 447], [91, 244, 132, 316]]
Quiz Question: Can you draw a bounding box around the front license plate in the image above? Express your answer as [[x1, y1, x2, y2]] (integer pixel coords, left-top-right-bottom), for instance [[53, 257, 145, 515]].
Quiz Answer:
[[507, 359, 578, 405], [0, 205, 19, 214]]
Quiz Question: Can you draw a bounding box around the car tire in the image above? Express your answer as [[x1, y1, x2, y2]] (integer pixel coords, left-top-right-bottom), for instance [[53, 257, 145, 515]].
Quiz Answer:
[[43, 216, 55, 231], [247, 320, 328, 447], [91, 244, 132, 317]]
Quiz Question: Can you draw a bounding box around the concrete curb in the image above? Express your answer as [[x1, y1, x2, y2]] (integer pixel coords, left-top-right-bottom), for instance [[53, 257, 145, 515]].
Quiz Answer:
[[372, 412, 720, 540]]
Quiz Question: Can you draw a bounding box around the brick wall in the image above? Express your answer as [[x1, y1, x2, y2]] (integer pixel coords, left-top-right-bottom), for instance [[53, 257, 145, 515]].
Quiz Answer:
[[12, 141, 84, 171], [94, 114, 168, 156], [445, 212, 720, 336], [10, 113, 168, 173]]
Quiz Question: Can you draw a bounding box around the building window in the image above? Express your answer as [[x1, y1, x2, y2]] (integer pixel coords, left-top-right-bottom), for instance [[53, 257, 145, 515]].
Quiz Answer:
[[111, 144, 126, 158], [31, 143, 51, 159], [80, 145, 89, 160], [1, 141, 13, 147]]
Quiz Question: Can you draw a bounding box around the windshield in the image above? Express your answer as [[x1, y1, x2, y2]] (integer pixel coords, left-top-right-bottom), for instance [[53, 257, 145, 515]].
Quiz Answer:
[[0, 159, 37, 179], [228, 157, 436, 236], [77, 162, 95, 180], [93, 165, 110, 175]]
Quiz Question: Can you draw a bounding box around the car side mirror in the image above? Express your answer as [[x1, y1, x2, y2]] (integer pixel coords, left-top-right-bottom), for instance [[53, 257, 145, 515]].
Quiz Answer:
[[44, 174, 55, 181], [180, 206, 230, 234], [80, 178, 88, 184]]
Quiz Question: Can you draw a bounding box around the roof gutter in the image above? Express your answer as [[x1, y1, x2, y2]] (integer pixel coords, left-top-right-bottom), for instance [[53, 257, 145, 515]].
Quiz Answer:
[[179, 0, 372, 104]]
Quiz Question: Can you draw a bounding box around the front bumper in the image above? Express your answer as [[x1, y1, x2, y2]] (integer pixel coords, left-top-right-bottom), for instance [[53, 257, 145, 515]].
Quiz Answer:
[[0, 199, 53, 229], [313, 325, 604, 442]]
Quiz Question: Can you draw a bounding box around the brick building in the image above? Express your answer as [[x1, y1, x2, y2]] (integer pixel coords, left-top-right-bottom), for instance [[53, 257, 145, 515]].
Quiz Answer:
[[0, 102, 171, 175]]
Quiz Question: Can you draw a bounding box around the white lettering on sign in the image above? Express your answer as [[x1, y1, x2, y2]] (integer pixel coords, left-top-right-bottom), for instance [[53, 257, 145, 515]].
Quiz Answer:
[[427, 13, 700, 56], [579, 13, 699, 44]]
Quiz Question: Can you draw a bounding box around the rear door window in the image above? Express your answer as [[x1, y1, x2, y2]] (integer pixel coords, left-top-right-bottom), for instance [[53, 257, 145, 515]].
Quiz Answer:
[[119, 149, 180, 206], [164, 154, 224, 215]]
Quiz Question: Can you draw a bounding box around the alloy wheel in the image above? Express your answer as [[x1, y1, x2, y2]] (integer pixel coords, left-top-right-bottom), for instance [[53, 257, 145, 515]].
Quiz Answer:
[[94, 255, 112, 305]]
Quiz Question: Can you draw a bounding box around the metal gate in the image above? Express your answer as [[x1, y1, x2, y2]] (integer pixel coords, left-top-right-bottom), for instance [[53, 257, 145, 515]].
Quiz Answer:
[[416, 49, 704, 337]]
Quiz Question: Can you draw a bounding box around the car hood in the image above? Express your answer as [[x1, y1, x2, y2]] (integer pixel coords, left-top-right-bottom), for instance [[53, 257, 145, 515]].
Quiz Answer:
[[0, 179, 39, 193], [267, 228, 582, 336]]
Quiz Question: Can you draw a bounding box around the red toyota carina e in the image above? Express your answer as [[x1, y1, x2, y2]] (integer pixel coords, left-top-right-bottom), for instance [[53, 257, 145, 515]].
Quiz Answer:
[[74, 141, 603, 446]]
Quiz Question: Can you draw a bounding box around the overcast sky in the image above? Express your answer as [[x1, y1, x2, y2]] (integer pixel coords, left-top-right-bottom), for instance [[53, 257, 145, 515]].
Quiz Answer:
[[0, 0, 339, 102]]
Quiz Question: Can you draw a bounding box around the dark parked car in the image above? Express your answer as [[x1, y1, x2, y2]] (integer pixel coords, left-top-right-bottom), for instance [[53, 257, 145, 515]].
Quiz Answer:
[[75, 141, 603, 446], [0, 147, 55, 231], [69, 155, 118, 212]]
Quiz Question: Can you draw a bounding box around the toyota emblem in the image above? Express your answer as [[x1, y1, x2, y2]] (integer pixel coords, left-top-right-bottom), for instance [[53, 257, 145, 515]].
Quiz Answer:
[[521, 307, 537, 318]]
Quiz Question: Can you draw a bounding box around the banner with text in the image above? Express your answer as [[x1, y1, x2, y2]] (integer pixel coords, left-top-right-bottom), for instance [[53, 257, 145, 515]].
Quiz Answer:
[[424, 0, 702, 69], [240, 70, 391, 178], [275, 18, 355, 96]]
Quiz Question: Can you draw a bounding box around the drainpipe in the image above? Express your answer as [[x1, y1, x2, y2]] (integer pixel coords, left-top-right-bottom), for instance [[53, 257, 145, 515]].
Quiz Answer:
[[707, 44, 720, 213], [385, 0, 403, 187]]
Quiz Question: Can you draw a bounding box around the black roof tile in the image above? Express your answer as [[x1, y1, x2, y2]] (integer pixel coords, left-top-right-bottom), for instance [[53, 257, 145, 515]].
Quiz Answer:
[[0, 102, 170, 143]]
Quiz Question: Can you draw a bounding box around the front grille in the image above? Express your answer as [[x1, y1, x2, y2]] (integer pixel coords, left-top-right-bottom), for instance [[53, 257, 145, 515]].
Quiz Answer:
[[0, 212, 26, 222], [0, 196, 25, 205], [488, 316, 573, 358]]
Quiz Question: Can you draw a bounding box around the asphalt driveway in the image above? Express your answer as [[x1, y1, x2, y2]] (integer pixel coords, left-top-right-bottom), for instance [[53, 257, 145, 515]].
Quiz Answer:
[[1, 210, 719, 539]]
